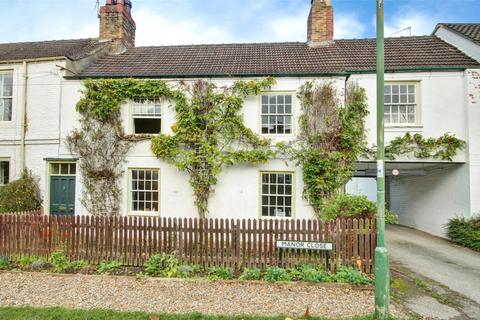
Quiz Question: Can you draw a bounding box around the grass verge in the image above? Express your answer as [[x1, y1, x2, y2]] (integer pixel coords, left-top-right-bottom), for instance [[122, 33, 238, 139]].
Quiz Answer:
[[0, 306, 390, 320]]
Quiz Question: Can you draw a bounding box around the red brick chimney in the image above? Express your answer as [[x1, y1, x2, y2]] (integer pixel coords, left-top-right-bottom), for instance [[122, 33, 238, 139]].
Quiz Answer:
[[99, 0, 136, 51], [307, 0, 334, 46]]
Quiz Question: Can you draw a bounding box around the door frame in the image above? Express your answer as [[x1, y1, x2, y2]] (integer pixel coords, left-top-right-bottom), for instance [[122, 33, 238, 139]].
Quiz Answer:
[[45, 160, 77, 216]]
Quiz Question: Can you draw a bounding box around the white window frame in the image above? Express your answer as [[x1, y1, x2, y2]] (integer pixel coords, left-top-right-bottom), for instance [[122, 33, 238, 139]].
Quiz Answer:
[[259, 171, 295, 219], [128, 168, 160, 216], [384, 82, 420, 127], [0, 71, 13, 122], [259, 93, 294, 136], [130, 98, 162, 135], [0, 158, 10, 186]]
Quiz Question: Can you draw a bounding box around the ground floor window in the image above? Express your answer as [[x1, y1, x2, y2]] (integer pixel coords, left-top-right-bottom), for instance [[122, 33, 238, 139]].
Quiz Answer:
[[261, 172, 293, 218], [0, 159, 9, 186], [130, 169, 160, 215]]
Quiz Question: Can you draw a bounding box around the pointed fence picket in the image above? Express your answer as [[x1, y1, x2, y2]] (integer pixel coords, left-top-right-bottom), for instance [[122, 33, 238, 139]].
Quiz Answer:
[[0, 213, 376, 273]]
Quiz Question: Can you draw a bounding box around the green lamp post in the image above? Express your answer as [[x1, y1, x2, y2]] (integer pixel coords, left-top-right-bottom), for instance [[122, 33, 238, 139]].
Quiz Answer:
[[375, 0, 390, 318]]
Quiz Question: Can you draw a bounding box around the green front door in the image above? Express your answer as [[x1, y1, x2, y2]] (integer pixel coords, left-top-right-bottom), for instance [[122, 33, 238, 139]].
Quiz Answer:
[[49, 163, 76, 216]]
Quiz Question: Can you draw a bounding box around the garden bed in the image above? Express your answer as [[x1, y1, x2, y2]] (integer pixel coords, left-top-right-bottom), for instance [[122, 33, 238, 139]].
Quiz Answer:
[[0, 271, 405, 318]]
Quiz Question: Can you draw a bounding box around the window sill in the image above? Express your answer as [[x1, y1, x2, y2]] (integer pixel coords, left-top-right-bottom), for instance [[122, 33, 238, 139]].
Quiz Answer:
[[260, 216, 294, 220], [127, 211, 160, 217], [385, 125, 423, 132]]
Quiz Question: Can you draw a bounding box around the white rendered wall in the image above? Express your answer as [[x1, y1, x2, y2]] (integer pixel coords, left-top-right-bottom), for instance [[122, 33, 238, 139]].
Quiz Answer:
[[389, 164, 470, 237], [435, 27, 480, 62]]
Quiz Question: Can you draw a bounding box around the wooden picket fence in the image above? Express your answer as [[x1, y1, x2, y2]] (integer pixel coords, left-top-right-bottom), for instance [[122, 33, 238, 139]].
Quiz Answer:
[[0, 214, 376, 273]]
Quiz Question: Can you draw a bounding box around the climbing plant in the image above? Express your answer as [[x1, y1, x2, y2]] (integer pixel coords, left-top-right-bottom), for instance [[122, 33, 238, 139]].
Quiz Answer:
[[68, 78, 275, 217], [151, 79, 276, 218], [66, 79, 187, 216], [279, 82, 369, 213], [383, 132, 465, 161]]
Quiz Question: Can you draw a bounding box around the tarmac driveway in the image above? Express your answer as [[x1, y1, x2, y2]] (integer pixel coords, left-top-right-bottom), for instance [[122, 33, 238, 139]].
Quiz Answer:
[[386, 225, 480, 304]]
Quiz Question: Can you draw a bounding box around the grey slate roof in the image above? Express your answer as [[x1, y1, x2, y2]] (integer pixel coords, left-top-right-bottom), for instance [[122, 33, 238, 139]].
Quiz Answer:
[[435, 23, 480, 45], [0, 38, 110, 62], [76, 36, 480, 78]]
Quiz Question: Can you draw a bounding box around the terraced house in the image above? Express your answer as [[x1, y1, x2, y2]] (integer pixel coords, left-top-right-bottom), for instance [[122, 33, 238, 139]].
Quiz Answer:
[[0, 0, 479, 237]]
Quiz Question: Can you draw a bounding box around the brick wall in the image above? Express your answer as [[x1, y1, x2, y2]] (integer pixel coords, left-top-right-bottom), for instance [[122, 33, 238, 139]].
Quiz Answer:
[[99, 1, 136, 50], [307, 0, 334, 46]]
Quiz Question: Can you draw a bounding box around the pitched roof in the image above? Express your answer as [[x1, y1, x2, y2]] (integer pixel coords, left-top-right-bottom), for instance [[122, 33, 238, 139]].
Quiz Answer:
[[76, 36, 480, 78], [434, 23, 480, 45], [0, 38, 110, 62]]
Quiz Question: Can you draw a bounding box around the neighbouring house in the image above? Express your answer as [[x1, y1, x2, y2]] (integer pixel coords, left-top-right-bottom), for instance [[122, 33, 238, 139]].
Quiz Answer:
[[0, 0, 479, 237], [433, 23, 480, 62]]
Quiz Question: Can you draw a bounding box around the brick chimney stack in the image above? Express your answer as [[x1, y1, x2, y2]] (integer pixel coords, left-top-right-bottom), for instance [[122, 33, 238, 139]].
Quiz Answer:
[[307, 0, 334, 46], [99, 0, 136, 52]]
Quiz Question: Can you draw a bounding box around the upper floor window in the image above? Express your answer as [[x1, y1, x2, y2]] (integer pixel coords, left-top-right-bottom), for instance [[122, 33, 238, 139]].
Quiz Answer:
[[0, 160, 9, 186], [0, 72, 13, 122], [261, 172, 293, 218], [384, 83, 418, 126], [261, 94, 293, 134], [132, 99, 161, 134]]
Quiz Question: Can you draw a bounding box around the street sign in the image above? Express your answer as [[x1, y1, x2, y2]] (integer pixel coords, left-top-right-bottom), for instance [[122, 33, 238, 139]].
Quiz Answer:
[[276, 240, 333, 251]]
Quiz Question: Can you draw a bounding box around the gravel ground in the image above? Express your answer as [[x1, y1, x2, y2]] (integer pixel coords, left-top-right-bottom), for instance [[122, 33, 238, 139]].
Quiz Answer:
[[0, 271, 404, 318]]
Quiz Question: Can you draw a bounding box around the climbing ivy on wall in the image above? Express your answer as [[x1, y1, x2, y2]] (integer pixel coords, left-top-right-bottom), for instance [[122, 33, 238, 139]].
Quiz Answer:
[[384, 132, 465, 161], [279, 82, 369, 214], [151, 79, 276, 218], [67, 78, 275, 217]]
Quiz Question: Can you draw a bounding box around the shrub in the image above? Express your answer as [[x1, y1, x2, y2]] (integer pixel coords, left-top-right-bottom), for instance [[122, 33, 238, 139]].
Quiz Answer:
[[446, 216, 480, 251], [331, 266, 372, 285], [97, 261, 122, 275], [0, 256, 10, 269], [144, 253, 179, 277], [239, 268, 261, 281], [207, 267, 234, 280], [0, 170, 42, 213], [320, 193, 399, 224], [263, 266, 291, 282]]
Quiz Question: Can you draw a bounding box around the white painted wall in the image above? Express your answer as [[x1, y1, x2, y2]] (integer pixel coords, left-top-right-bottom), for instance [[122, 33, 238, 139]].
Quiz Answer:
[[435, 27, 480, 62], [2, 63, 478, 235], [389, 164, 470, 237]]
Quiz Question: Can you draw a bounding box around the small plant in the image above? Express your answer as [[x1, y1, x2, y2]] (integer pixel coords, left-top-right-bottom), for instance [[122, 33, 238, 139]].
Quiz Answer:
[[331, 266, 372, 285], [144, 253, 179, 277], [0, 256, 10, 269], [69, 260, 88, 272], [207, 267, 234, 280], [239, 267, 261, 281], [50, 248, 69, 273], [177, 265, 195, 278], [97, 261, 122, 275], [31, 260, 52, 271], [297, 264, 330, 283], [385, 210, 399, 225], [18, 255, 39, 268], [446, 216, 480, 251], [263, 266, 291, 282]]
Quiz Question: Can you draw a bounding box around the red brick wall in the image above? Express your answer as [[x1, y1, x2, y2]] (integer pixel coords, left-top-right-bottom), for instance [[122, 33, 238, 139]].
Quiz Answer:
[[307, 0, 334, 45]]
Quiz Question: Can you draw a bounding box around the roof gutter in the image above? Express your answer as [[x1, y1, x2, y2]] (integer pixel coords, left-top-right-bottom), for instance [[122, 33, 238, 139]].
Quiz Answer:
[[0, 56, 67, 65], [66, 66, 474, 80]]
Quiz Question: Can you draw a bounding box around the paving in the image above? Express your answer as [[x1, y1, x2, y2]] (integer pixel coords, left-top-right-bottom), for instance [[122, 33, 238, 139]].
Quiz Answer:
[[387, 225, 480, 319]]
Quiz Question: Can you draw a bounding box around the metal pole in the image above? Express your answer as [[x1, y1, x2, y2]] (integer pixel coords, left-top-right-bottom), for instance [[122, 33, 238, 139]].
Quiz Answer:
[[375, 0, 390, 318]]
